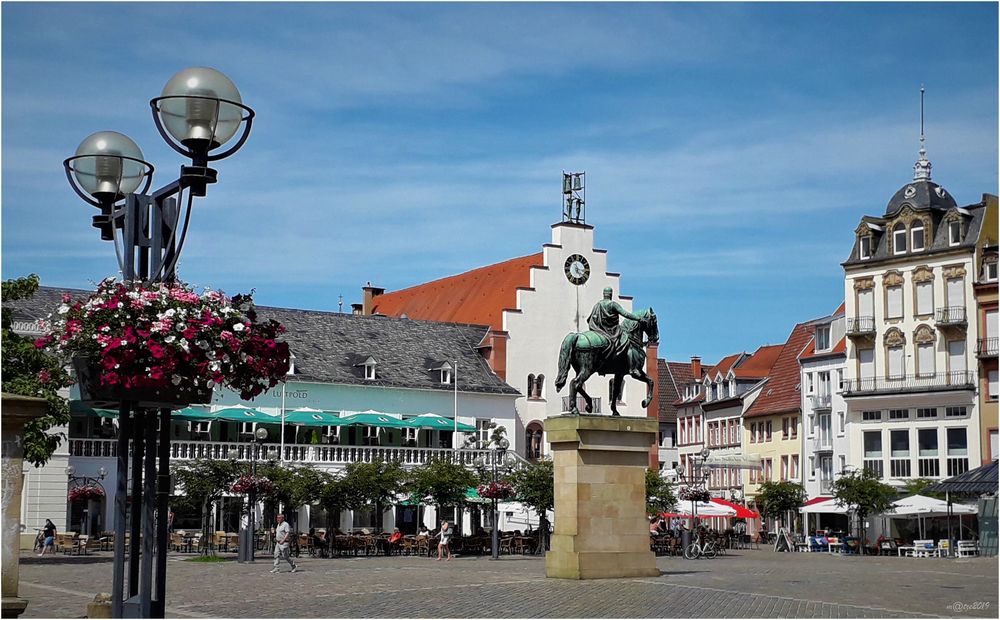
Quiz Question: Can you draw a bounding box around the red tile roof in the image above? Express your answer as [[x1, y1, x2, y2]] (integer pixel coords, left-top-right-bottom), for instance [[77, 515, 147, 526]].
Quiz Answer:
[[708, 353, 743, 380], [799, 335, 846, 361], [733, 345, 783, 379], [371, 253, 543, 331], [671, 361, 715, 407], [744, 323, 814, 418]]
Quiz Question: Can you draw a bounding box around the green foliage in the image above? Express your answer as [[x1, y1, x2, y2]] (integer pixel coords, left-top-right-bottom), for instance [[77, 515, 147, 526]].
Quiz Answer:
[[510, 459, 554, 518], [1, 274, 74, 466], [756, 480, 807, 522], [255, 463, 328, 530], [173, 458, 246, 509], [317, 471, 352, 516], [341, 458, 408, 510], [645, 469, 676, 515], [832, 468, 896, 522], [901, 478, 944, 500], [407, 457, 476, 510]]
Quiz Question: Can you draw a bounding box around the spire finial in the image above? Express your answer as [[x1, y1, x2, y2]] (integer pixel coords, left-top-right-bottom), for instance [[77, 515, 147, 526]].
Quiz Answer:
[[913, 85, 932, 181]]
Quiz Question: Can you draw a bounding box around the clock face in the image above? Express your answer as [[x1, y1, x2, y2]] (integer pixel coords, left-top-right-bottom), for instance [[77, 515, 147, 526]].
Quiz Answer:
[[564, 254, 590, 285]]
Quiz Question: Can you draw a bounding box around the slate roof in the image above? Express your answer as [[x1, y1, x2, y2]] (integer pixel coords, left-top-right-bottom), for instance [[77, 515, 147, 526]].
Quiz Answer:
[[5, 286, 520, 396], [371, 253, 544, 331], [843, 195, 988, 266], [744, 323, 814, 418]]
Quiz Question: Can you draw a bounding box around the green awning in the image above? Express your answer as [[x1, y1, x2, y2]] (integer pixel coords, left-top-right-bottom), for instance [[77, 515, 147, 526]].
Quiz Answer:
[[464, 487, 490, 504], [338, 411, 408, 428], [400, 414, 476, 432], [282, 408, 346, 427], [70, 401, 117, 418], [209, 405, 281, 423]]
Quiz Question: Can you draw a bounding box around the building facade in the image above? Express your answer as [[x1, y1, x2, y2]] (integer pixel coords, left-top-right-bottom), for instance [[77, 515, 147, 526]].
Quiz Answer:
[[842, 149, 993, 487], [974, 195, 998, 463]]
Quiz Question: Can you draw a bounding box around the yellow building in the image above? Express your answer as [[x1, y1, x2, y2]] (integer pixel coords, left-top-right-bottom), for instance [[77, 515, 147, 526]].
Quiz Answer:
[[743, 323, 812, 529]]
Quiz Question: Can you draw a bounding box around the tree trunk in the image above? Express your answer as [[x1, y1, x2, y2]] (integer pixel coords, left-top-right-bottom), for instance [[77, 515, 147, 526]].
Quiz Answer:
[[201, 498, 210, 556]]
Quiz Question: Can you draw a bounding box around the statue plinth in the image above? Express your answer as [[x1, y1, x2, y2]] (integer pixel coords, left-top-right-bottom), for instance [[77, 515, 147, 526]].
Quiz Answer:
[[2, 394, 48, 618], [544, 415, 659, 579]]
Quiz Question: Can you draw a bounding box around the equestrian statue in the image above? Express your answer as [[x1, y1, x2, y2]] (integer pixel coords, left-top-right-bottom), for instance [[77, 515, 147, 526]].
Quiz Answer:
[[554, 287, 658, 416]]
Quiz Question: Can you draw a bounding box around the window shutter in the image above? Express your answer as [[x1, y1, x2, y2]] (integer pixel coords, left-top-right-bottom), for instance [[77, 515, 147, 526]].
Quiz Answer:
[[917, 343, 935, 377], [946, 278, 963, 308], [916, 281, 933, 316], [858, 289, 874, 317], [888, 346, 905, 378], [887, 286, 903, 319]]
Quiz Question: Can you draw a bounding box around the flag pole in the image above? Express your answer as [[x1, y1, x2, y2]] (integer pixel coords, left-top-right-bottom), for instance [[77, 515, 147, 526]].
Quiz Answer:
[[453, 361, 458, 449], [280, 386, 286, 463]]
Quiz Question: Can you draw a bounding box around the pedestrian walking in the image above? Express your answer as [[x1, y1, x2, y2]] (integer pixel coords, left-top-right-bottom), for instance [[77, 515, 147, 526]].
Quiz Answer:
[[436, 520, 453, 561], [38, 519, 56, 556], [270, 514, 297, 573]]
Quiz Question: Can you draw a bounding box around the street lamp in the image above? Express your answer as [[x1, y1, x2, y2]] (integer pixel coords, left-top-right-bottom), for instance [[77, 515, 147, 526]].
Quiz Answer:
[[64, 66, 253, 619], [249, 426, 268, 562], [475, 435, 512, 560], [674, 448, 711, 529], [65, 466, 108, 536]]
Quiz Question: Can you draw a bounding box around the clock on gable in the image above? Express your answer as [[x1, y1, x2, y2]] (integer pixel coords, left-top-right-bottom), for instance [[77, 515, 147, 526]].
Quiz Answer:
[[564, 254, 590, 285]]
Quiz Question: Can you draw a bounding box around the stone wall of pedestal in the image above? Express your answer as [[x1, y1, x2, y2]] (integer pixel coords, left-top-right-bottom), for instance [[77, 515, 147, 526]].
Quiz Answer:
[[544, 415, 659, 579], [2, 393, 49, 619]]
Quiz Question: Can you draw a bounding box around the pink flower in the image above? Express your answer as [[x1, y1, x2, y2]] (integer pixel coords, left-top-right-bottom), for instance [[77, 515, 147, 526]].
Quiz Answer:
[[37, 370, 51, 384]]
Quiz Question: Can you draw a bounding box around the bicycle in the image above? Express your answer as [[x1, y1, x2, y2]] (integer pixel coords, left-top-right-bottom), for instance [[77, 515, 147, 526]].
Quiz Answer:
[[32, 529, 44, 553], [684, 534, 718, 559]]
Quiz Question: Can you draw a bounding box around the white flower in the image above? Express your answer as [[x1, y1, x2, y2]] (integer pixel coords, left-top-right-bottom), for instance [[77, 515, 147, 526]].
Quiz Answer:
[[232, 323, 245, 332], [164, 335, 176, 343], [171, 375, 182, 386], [120, 340, 128, 346], [58, 304, 70, 314], [101, 326, 110, 332], [176, 323, 187, 332], [164, 309, 176, 318]]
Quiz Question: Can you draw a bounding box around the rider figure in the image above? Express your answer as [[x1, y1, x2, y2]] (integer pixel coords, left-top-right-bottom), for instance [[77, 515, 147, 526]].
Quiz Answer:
[[587, 287, 641, 357]]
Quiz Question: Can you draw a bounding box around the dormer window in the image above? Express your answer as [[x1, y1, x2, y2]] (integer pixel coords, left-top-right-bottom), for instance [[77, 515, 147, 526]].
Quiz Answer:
[[356, 356, 377, 380], [859, 236, 872, 260], [982, 253, 998, 283], [287, 353, 296, 376], [911, 221, 925, 252], [892, 223, 907, 255], [437, 362, 453, 385], [816, 325, 831, 351], [949, 220, 962, 246]]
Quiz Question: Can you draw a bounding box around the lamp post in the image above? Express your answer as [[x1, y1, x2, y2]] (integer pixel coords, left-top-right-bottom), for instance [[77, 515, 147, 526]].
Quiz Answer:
[[674, 448, 711, 529], [65, 466, 108, 536], [64, 66, 253, 619], [475, 435, 512, 560], [249, 427, 268, 562]]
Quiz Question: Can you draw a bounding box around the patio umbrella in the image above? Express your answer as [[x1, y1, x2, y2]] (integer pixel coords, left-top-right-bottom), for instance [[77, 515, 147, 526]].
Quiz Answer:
[[710, 498, 759, 519], [798, 498, 850, 515], [661, 501, 737, 518], [209, 405, 280, 422], [401, 413, 476, 432], [70, 401, 118, 418], [338, 411, 408, 428], [282, 408, 346, 427]]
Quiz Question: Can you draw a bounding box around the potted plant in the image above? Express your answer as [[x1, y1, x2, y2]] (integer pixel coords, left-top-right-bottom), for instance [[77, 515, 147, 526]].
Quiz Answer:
[[477, 481, 515, 501], [36, 277, 291, 409], [678, 487, 712, 504], [68, 484, 106, 503]]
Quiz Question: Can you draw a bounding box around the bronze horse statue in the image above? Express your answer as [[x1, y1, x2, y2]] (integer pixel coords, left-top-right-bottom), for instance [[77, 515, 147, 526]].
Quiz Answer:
[[554, 308, 658, 416]]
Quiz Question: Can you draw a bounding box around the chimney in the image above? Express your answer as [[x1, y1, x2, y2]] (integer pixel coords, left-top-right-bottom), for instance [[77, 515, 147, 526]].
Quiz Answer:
[[361, 281, 385, 315], [691, 356, 702, 379], [351, 303, 363, 315]]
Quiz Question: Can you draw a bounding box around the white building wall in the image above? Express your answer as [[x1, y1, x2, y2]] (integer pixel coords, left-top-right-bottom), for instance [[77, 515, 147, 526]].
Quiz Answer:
[[800, 353, 848, 499], [505, 224, 648, 453]]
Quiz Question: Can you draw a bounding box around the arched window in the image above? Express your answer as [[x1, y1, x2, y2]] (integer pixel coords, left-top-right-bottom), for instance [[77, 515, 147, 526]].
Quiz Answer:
[[892, 222, 907, 255], [911, 220, 925, 251], [535, 374, 545, 399], [527, 374, 535, 399], [525, 422, 544, 459]]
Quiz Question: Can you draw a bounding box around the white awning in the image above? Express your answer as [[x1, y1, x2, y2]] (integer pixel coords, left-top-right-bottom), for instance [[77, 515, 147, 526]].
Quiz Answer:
[[799, 498, 850, 514], [881, 494, 978, 518], [703, 454, 762, 470]]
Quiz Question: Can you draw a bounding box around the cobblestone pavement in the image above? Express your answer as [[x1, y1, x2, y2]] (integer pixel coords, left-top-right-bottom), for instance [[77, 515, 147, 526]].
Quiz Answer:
[[17, 549, 998, 618]]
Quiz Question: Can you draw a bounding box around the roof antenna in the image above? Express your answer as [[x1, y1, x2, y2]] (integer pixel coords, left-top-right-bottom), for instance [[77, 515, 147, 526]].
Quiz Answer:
[[913, 85, 932, 181], [338, 294, 344, 314]]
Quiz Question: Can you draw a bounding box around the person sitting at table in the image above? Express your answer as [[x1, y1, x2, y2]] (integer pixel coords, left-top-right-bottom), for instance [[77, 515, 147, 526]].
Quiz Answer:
[[387, 528, 403, 555]]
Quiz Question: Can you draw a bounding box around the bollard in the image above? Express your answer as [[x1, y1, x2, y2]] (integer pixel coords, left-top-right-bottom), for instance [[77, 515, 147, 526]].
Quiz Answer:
[[86, 593, 112, 619]]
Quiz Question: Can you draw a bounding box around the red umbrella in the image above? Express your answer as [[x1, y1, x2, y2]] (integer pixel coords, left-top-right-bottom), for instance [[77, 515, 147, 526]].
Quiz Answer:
[[708, 498, 759, 519]]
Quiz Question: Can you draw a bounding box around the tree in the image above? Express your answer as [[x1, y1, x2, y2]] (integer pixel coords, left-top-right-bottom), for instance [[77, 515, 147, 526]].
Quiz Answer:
[[902, 478, 944, 500], [342, 459, 408, 533], [645, 468, 676, 516], [257, 463, 328, 533], [756, 480, 807, 532], [510, 459, 554, 553], [1, 274, 74, 466], [832, 468, 896, 554], [317, 471, 352, 554], [172, 458, 246, 553], [407, 457, 476, 534]]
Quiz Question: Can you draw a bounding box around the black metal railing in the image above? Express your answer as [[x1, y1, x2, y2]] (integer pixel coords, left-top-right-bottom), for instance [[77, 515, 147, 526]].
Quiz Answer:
[[846, 316, 875, 335], [561, 396, 602, 414], [935, 306, 967, 325], [977, 337, 999, 357], [843, 371, 975, 396]]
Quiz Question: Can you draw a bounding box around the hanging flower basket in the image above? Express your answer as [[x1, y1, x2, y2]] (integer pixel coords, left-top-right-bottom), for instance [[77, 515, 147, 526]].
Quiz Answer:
[[36, 278, 291, 410], [231, 474, 274, 496], [477, 481, 515, 501], [68, 484, 105, 503], [678, 487, 712, 503]]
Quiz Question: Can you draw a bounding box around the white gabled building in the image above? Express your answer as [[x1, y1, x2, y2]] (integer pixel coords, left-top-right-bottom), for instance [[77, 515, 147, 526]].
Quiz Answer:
[[841, 143, 993, 488], [798, 307, 848, 501]]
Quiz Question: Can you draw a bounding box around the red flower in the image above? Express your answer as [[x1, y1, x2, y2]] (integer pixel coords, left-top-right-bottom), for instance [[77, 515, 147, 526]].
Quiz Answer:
[[37, 369, 51, 384]]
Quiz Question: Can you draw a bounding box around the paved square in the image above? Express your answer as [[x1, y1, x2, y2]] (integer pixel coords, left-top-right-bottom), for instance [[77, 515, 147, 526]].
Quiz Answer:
[[17, 549, 998, 618]]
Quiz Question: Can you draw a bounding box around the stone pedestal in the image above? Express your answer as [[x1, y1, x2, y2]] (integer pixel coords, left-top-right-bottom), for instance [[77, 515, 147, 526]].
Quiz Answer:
[[545, 415, 659, 579], [2, 394, 48, 618]]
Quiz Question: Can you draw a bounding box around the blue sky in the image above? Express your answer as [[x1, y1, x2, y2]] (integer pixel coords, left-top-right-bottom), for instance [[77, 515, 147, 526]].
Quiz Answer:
[[2, 2, 997, 364]]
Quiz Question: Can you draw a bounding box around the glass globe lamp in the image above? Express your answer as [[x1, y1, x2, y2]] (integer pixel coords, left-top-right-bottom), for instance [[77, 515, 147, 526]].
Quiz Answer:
[[157, 67, 244, 153], [71, 131, 148, 200]]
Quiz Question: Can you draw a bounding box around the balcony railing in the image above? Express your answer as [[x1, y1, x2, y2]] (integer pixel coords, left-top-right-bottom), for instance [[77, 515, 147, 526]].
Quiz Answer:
[[67, 438, 526, 468], [846, 316, 875, 336], [977, 337, 999, 358], [561, 396, 602, 414], [810, 394, 832, 410], [813, 435, 833, 452], [843, 371, 975, 396], [935, 306, 967, 327]]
